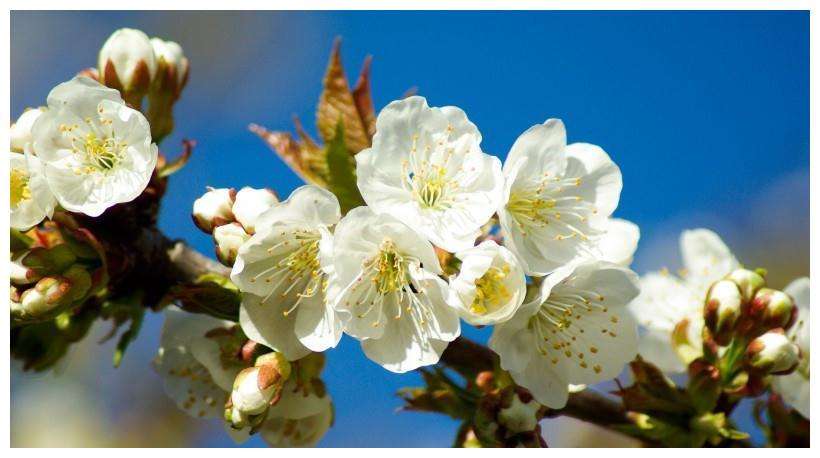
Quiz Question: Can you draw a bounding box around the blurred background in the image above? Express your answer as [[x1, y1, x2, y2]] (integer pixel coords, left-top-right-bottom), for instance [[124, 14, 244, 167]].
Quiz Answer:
[[10, 10, 808, 447]]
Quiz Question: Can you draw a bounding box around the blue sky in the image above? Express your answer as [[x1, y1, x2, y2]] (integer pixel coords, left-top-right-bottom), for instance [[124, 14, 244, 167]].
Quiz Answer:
[[11, 11, 808, 447]]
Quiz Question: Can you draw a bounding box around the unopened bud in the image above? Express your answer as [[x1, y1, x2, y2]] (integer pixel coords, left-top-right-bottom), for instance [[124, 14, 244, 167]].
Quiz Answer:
[[231, 366, 277, 415], [192, 187, 235, 233], [725, 268, 766, 303], [146, 37, 189, 141], [230, 352, 291, 416], [232, 187, 279, 234], [704, 280, 742, 345], [214, 223, 250, 266], [475, 371, 495, 393], [745, 330, 800, 375], [744, 288, 795, 335], [20, 276, 71, 317], [150, 38, 189, 96], [10, 252, 41, 285], [498, 388, 541, 434], [10, 108, 44, 152], [98, 28, 156, 104]]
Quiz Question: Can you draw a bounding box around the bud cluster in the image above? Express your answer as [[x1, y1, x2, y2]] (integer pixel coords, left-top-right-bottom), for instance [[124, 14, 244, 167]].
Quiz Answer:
[[10, 228, 105, 324], [97, 28, 189, 140], [689, 268, 801, 411], [192, 187, 279, 266]]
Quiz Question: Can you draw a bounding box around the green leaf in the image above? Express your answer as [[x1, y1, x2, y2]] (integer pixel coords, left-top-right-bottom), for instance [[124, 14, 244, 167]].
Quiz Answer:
[[325, 122, 365, 214], [113, 307, 144, 368], [163, 274, 241, 321]]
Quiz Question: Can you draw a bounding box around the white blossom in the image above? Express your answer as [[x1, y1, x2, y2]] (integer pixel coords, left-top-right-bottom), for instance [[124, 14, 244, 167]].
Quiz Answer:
[[628, 228, 739, 372], [772, 277, 810, 418], [153, 307, 240, 419], [10, 150, 56, 230], [356, 96, 503, 252], [447, 240, 526, 326], [232, 187, 279, 234], [332, 206, 460, 373], [10, 108, 44, 152], [31, 76, 158, 217], [498, 119, 630, 275], [231, 185, 343, 360], [490, 260, 639, 408]]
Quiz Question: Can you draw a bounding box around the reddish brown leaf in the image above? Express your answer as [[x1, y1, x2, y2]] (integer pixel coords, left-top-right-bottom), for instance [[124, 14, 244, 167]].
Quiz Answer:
[[352, 55, 377, 139], [316, 38, 371, 154]]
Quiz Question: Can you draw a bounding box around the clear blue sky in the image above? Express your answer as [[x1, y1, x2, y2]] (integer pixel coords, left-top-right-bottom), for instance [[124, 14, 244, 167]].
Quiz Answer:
[[11, 11, 808, 447]]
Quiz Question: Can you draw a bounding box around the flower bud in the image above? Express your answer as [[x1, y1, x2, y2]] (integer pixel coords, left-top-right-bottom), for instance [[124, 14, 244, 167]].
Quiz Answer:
[[145, 37, 189, 141], [725, 268, 766, 303], [10, 108, 44, 152], [498, 388, 542, 434], [192, 187, 236, 233], [214, 223, 250, 266], [745, 330, 800, 375], [10, 252, 41, 285], [230, 352, 291, 416], [232, 187, 279, 234], [150, 38, 189, 97], [98, 28, 157, 104], [20, 276, 71, 317], [231, 366, 277, 415], [743, 288, 795, 335], [704, 280, 742, 345]]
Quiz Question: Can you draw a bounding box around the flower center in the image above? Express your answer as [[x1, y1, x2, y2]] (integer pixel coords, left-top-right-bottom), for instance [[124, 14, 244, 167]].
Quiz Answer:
[[60, 121, 127, 174], [10, 168, 31, 208], [470, 264, 512, 315], [402, 128, 462, 211], [372, 239, 409, 294], [526, 284, 618, 374], [507, 174, 599, 241], [81, 133, 125, 171]]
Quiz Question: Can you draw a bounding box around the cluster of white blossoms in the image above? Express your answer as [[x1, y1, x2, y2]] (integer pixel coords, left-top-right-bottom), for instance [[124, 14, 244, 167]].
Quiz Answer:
[[9, 27, 191, 230], [154, 307, 332, 446], [201, 95, 643, 408], [9, 76, 158, 226]]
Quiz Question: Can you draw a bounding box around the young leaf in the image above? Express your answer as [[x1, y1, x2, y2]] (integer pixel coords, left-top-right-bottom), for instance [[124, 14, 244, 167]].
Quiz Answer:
[[325, 122, 365, 214], [316, 38, 371, 154]]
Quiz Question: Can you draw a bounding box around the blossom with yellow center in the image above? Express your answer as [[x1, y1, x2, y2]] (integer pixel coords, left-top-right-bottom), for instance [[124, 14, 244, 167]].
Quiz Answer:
[[231, 185, 344, 360], [448, 240, 526, 326], [490, 260, 639, 408], [9, 151, 56, 230], [31, 76, 157, 217], [498, 119, 635, 275], [356, 96, 503, 252], [333, 206, 460, 373]]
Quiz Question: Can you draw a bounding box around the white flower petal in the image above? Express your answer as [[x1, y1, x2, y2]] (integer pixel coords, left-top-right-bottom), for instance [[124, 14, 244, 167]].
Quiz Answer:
[[680, 229, 739, 296], [238, 293, 312, 361], [597, 218, 640, 266]]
